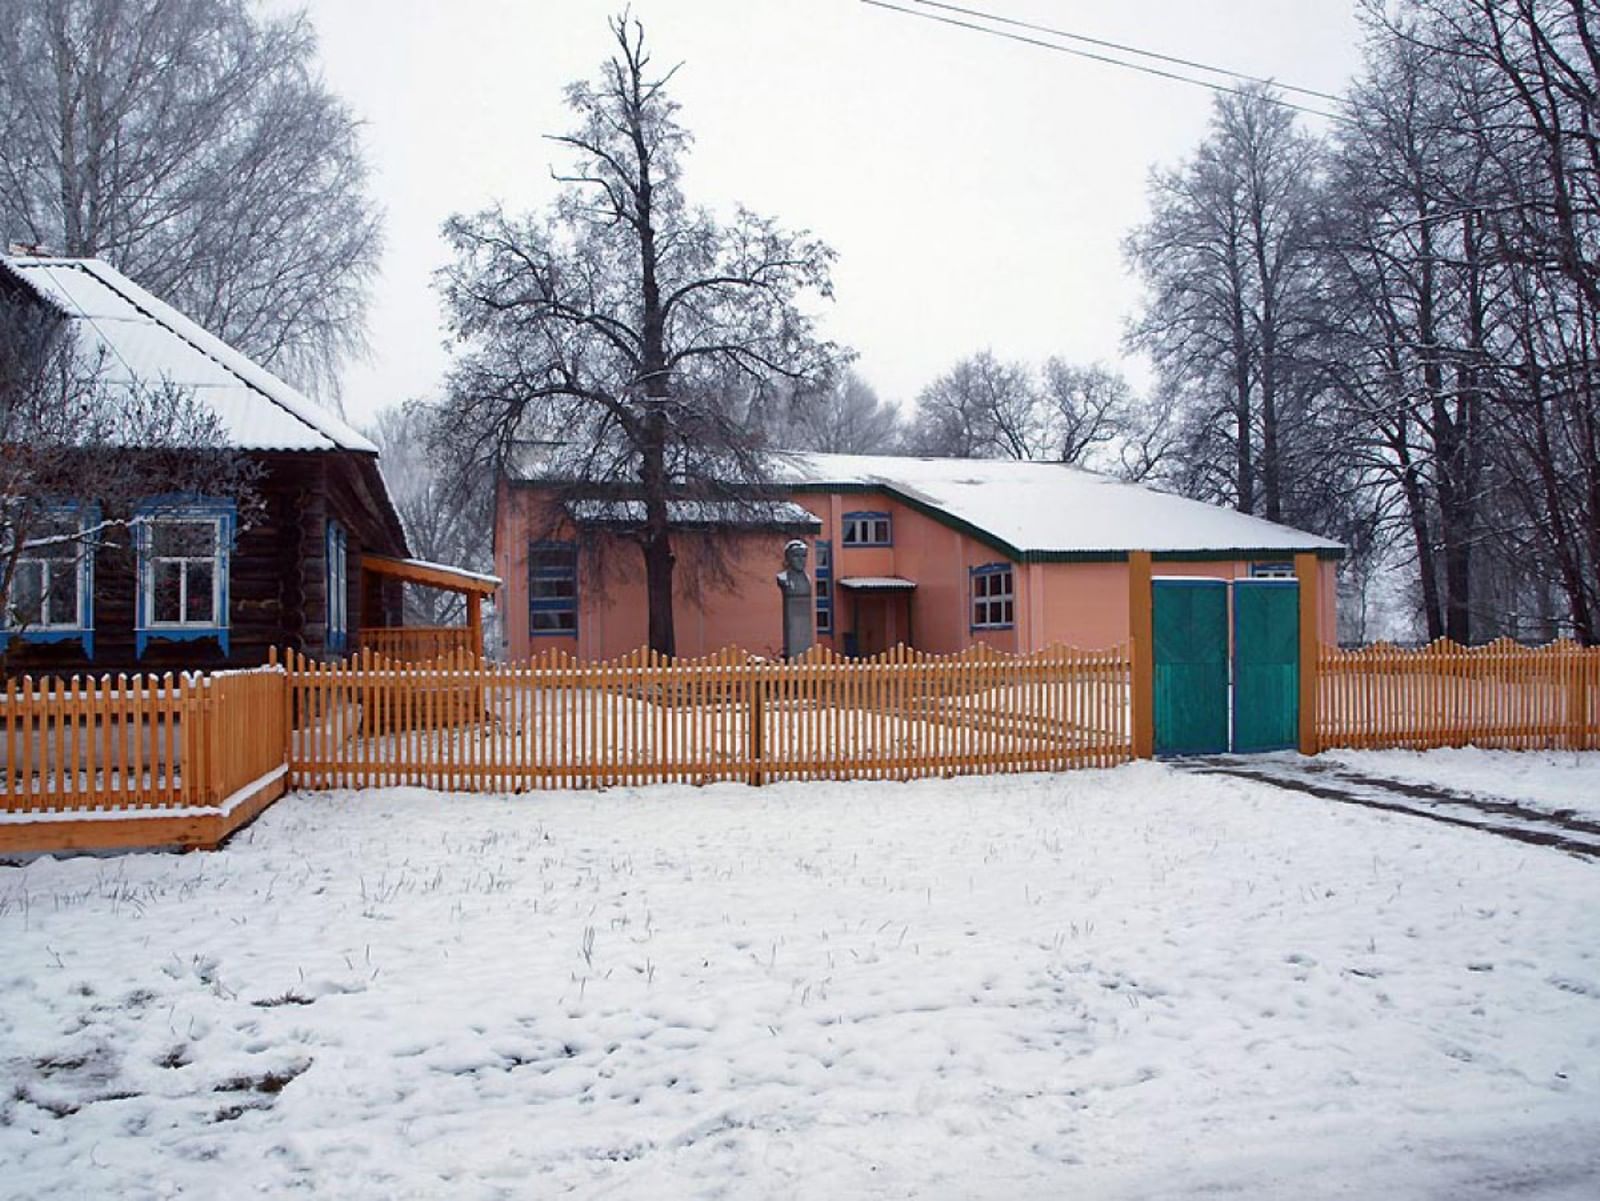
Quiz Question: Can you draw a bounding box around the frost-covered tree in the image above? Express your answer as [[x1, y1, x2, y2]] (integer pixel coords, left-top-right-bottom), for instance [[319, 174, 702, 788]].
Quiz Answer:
[[776, 370, 903, 455], [905, 351, 1042, 459], [368, 400, 492, 626], [438, 13, 841, 655], [0, 0, 381, 395]]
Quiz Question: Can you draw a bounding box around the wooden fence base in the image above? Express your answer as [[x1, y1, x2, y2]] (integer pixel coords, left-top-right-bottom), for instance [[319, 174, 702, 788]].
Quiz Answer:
[[0, 766, 287, 856]]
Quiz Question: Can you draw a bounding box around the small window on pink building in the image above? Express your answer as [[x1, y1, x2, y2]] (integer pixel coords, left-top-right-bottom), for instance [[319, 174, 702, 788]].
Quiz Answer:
[[529, 542, 578, 634], [971, 564, 1014, 629], [842, 511, 891, 546]]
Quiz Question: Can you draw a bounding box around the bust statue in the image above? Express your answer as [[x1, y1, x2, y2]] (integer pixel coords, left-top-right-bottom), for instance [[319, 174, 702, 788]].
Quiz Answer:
[[776, 538, 814, 658]]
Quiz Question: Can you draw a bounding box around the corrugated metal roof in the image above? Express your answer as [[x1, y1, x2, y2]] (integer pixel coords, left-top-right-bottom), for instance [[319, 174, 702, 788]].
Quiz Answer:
[[838, 576, 918, 591], [774, 452, 1343, 558], [2, 255, 376, 454], [565, 499, 822, 529]]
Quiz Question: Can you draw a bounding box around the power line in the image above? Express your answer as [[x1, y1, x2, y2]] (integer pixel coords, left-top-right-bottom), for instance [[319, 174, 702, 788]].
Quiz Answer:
[[913, 0, 1347, 105], [859, 0, 1350, 124]]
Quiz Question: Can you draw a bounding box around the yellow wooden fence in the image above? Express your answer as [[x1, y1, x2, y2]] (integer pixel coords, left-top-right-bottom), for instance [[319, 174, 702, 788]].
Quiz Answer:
[[0, 664, 288, 853], [1315, 639, 1600, 752], [362, 625, 476, 662], [283, 643, 1134, 791]]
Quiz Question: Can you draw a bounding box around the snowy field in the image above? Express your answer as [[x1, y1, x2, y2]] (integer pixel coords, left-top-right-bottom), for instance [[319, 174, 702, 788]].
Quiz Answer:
[[2, 759, 1598, 1199]]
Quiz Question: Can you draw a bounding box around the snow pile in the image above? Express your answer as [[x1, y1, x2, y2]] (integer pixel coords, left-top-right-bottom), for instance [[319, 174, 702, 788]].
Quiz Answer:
[[2, 762, 1598, 1198]]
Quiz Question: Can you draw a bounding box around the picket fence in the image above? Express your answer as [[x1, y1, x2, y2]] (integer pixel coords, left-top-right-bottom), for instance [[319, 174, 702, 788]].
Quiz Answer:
[[282, 644, 1134, 791], [1316, 639, 1600, 751], [362, 625, 476, 663], [0, 665, 287, 852], [7, 635, 1599, 854]]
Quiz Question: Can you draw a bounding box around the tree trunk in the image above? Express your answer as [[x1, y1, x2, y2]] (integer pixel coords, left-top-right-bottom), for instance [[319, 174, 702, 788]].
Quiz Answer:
[[1228, 251, 1255, 514], [640, 409, 676, 658]]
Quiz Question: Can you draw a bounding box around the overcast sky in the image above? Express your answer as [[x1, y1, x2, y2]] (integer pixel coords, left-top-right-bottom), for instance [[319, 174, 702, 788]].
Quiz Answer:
[[291, 0, 1367, 428]]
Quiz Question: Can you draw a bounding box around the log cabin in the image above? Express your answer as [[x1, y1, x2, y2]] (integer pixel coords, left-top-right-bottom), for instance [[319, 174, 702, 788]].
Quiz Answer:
[[1, 254, 494, 675]]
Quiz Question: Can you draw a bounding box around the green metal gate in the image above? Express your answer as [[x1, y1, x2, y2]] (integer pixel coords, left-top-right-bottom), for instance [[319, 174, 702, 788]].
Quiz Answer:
[[1153, 579, 1229, 755], [1152, 576, 1301, 755], [1232, 579, 1300, 752]]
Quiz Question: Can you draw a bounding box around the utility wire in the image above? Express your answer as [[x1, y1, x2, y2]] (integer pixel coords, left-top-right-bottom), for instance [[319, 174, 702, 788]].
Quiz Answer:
[[860, 0, 1351, 123], [913, 0, 1347, 104]]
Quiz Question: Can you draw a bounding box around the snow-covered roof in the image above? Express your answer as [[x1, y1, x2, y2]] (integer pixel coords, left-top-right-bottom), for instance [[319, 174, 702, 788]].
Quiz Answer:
[[566, 499, 822, 530], [2, 255, 376, 454], [838, 577, 918, 591], [774, 452, 1342, 559]]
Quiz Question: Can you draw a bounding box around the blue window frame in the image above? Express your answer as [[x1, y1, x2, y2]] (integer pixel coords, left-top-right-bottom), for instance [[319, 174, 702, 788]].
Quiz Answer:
[[842, 511, 891, 547], [135, 496, 236, 658], [2, 502, 98, 658], [326, 521, 349, 654], [529, 541, 578, 635], [814, 539, 833, 634], [971, 563, 1015, 629]]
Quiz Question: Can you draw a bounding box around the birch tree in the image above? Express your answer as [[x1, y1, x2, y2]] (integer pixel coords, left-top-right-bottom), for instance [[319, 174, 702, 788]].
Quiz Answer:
[[0, 0, 381, 394]]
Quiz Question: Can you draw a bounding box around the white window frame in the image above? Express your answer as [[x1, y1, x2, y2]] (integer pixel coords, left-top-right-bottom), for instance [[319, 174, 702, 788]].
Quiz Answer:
[[142, 514, 227, 630], [1250, 561, 1296, 579], [842, 511, 892, 547], [971, 564, 1015, 629], [8, 508, 93, 632]]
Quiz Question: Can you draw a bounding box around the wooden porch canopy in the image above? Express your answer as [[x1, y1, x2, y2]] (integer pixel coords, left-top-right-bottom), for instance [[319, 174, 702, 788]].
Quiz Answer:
[[361, 555, 500, 649]]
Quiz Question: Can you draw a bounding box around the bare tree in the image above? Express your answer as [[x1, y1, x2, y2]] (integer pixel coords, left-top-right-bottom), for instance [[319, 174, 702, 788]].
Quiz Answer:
[[0, 278, 256, 660], [437, 13, 841, 656], [905, 351, 1042, 459], [0, 0, 382, 395], [368, 400, 493, 625], [1126, 86, 1330, 522], [777, 369, 903, 454], [1038, 359, 1141, 467]]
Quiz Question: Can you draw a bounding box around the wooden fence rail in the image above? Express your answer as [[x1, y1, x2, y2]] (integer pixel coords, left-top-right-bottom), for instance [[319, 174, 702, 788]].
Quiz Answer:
[[362, 625, 476, 663], [0, 664, 288, 853], [1316, 639, 1600, 752], [13, 634, 1595, 855], [283, 643, 1134, 792]]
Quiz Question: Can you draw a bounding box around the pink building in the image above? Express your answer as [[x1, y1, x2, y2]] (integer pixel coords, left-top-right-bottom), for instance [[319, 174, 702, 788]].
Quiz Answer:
[[494, 453, 1341, 661]]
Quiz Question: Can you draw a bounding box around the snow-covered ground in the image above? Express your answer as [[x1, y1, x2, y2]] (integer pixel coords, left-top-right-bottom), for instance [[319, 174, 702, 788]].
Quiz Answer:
[[1324, 747, 1600, 821], [2, 760, 1598, 1199]]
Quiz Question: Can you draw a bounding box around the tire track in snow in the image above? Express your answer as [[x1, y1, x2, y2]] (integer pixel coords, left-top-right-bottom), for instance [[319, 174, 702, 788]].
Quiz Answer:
[[1181, 755, 1600, 861]]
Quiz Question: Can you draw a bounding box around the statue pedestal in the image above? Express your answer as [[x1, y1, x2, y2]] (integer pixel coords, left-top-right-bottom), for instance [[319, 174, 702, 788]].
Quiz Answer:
[[776, 539, 814, 660], [780, 586, 814, 659]]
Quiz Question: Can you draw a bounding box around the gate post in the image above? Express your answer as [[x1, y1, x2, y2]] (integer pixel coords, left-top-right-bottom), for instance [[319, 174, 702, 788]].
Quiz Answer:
[[1129, 551, 1155, 759], [1295, 553, 1321, 755]]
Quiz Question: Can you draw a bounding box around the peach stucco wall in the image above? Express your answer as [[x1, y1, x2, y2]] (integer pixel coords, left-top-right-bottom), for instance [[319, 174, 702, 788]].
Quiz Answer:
[[495, 481, 1340, 660], [496, 484, 795, 661]]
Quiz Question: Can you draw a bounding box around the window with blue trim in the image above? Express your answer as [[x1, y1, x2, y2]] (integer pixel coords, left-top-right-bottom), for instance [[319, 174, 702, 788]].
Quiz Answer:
[[326, 521, 349, 654], [529, 541, 577, 634], [4, 503, 96, 656], [136, 497, 235, 657], [814, 539, 833, 634], [842, 511, 891, 547], [971, 563, 1014, 629]]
